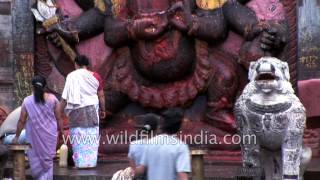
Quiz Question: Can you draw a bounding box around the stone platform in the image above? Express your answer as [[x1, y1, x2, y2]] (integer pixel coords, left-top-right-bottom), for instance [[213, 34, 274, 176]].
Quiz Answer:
[[38, 161, 320, 180], [34, 161, 259, 180], [4, 156, 320, 180]]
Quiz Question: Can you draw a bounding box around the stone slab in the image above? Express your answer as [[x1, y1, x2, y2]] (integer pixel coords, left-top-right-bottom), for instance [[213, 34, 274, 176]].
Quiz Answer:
[[0, 67, 13, 83], [0, 15, 11, 39], [0, 2, 11, 15]]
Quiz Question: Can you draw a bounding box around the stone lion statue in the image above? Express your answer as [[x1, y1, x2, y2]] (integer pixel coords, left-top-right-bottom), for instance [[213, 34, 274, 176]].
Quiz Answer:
[[234, 57, 311, 180]]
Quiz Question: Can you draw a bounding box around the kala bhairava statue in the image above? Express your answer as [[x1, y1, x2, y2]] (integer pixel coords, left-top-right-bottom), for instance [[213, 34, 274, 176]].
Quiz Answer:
[[234, 57, 311, 180]]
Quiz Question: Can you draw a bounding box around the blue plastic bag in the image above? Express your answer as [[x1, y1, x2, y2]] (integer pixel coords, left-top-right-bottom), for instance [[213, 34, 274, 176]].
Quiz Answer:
[[3, 129, 28, 145]]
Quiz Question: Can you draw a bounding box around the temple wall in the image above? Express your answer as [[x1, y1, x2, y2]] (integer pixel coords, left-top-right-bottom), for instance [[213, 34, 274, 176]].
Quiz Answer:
[[0, 0, 14, 114], [0, 0, 34, 118]]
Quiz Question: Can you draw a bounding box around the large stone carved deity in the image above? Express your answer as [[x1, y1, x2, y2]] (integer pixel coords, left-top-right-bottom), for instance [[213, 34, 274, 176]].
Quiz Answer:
[[35, 0, 296, 153]]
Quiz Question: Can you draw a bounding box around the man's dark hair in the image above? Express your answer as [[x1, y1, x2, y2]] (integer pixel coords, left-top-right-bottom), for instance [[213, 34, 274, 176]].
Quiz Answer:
[[161, 108, 184, 134], [75, 55, 90, 66], [135, 113, 160, 134]]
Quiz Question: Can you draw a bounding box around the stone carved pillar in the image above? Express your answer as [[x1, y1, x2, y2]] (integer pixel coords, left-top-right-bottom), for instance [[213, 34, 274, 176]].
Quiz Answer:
[[191, 150, 206, 180], [12, 0, 34, 105]]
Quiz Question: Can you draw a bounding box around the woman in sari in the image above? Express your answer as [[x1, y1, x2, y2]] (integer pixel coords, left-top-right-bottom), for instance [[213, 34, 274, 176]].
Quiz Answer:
[[60, 55, 106, 168], [13, 75, 64, 180]]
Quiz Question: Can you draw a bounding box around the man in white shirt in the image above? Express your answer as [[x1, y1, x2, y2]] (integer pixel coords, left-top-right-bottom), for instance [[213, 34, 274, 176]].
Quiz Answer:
[[135, 108, 191, 180]]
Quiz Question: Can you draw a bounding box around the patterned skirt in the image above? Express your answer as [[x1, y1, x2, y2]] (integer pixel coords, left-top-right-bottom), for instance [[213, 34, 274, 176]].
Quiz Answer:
[[70, 126, 99, 168]]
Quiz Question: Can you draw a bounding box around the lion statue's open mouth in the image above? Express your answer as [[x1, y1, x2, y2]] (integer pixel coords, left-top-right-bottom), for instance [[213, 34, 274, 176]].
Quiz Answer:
[[248, 57, 293, 94], [254, 62, 278, 93]]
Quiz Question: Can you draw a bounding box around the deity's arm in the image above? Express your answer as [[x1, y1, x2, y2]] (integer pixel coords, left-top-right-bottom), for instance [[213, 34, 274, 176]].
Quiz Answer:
[[189, 7, 228, 43], [72, 8, 106, 41], [49, 2, 106, 44], [222, 0, 259, 40], [103, 10, 132, 48], [189, 0, 259, 43], [282, 107, 306, 179], [168, 0, 227, 43]]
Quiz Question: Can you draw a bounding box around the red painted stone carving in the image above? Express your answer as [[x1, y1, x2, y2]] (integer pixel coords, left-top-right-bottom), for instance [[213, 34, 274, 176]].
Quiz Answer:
[[35, 0, 297, 154]]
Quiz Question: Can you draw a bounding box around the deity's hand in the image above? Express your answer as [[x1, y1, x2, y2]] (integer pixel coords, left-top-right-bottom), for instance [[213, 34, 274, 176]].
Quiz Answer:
[[168, 1, 192, 32], [46, 22, 79, 48], [259, 21, 288, 52], [128, 16, 168, 40]]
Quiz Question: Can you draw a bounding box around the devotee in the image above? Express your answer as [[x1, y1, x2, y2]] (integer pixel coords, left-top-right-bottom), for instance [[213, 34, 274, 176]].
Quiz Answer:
[[135, 108, 191, 180], [128, 113, 160, 180], [12, 75, 64, 180], [59, 55, 106, 168], [0, 107, 28, 145]]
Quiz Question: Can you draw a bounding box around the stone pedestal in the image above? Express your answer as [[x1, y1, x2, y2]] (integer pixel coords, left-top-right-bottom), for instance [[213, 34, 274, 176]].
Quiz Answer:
[[0, 145, 9, 179], [9, 145, 29, 180], [191, 150, 206, 180]]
